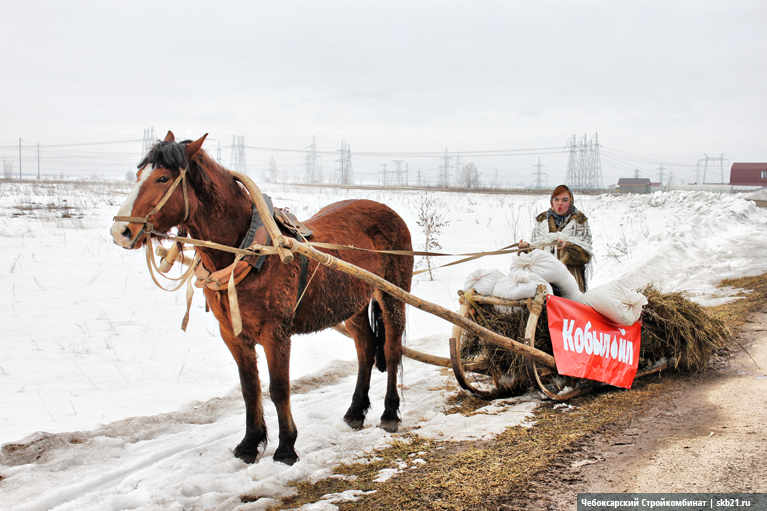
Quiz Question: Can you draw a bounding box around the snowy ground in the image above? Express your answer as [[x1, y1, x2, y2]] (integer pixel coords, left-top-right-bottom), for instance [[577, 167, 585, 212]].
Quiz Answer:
[[1, 179, 766, 510]]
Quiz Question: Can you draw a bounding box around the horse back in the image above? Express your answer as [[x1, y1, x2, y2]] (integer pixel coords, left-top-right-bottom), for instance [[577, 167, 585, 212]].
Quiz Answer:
[[287, 199, 413, 333]]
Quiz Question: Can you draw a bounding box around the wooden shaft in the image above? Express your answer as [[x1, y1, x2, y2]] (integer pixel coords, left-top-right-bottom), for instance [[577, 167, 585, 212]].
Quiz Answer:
[[460, 293, 531, 308], [156, 246, 200, 267], [402, 346, 453, 368], [333, 322, 474, 369], [230, 171, 294, 264], [158, 242, 182, 273], [524, 285, 549, 342], [284, 238, 557, 369]]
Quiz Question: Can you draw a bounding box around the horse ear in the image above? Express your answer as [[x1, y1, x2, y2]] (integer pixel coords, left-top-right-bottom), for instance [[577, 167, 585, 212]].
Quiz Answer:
[[186, 134, 208, 159], [164, 131, 175, 142]]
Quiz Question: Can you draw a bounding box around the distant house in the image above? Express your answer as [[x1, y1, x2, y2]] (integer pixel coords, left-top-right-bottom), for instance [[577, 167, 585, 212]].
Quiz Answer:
[[730, 163, 767, 189], [617, 178, 651, 194]]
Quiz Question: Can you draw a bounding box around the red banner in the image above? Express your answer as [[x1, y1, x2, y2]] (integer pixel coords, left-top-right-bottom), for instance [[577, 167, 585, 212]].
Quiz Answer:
[[546, 295, 641, 389]]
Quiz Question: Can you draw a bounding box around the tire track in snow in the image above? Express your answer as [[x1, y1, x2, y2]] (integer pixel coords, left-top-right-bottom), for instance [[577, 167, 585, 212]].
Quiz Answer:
[[9, 426, 239, 511]]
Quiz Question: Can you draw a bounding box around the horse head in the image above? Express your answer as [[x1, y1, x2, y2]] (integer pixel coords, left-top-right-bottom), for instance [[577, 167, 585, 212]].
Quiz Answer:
[[110, 131, 207, 249]]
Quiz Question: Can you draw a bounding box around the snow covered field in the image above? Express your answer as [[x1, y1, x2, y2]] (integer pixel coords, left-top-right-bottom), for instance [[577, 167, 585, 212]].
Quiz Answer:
[[1, 179, 766, 510]]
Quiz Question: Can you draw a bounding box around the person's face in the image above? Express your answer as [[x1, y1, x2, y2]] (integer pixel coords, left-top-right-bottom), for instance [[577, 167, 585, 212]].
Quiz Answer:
[[551, 191, 571, 215]]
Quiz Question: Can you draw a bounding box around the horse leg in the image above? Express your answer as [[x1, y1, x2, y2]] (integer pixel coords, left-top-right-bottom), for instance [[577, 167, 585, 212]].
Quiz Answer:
[[262, 328, 299, 465], [342, 306, 377, 429], [376, 292, 406, 433], [220, 332, 267, 464]]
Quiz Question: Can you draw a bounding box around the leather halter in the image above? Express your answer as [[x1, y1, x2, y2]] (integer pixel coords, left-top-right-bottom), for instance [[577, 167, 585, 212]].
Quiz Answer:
[[113, 168, 189, 248]]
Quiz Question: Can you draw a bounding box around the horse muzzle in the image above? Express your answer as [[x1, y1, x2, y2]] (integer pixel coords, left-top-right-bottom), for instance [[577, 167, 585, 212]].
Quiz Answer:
[[110, 220, 147, 249]]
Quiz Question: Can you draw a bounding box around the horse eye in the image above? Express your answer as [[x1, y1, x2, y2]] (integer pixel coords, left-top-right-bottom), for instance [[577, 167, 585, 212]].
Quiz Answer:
[[157, 176, 170, 183]]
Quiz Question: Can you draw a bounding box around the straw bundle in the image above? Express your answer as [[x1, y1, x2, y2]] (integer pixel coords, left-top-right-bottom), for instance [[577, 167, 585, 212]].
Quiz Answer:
[[459, 305, 552, 394], [639, 285, 730, 372]]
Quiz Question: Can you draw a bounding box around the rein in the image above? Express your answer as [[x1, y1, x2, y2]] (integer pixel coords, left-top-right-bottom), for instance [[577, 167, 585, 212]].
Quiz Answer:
[[112, 167, 201, 329], [149, 230, 530, 263]]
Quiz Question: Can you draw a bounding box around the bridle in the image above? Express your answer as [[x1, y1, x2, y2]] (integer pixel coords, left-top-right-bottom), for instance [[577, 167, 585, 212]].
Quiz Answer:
[[113, 167, 190, 249]]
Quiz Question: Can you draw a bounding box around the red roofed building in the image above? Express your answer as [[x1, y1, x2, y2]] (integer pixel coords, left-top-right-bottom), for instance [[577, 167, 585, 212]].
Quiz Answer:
[[730, 163, 767, 187]]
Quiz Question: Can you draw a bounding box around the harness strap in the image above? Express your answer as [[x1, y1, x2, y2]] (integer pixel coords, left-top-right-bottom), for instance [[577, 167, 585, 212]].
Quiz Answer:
[[191, 195, 275, 291], [193, 259, 252, 291], [114, 168, 188, 226]]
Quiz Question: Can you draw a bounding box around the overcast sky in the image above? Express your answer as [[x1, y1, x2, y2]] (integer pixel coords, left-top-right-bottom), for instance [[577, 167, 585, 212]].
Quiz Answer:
[[1, 1, 765, 184]]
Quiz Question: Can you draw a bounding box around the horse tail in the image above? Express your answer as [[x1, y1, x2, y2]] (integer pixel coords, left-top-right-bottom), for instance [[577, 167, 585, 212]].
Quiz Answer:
[[369, 299, 387, 372]]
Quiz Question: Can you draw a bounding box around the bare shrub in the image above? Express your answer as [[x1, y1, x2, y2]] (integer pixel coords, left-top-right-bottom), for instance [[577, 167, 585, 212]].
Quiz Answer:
[[415, 193, 450, 281]]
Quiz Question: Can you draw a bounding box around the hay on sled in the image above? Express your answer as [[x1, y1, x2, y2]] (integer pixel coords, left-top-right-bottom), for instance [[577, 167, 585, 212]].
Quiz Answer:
[[460, 286, 731, 394], [639, 284, 730, 372]]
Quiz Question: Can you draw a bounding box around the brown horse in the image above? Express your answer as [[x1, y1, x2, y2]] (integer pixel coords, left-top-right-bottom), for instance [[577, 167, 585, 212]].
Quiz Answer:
[[110, 132, 413, 465]]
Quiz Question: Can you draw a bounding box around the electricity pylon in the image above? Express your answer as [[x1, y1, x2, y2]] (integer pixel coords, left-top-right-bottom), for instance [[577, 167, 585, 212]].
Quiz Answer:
[[229, 136, 247, 174], [391, 160, 406, 187], [141, 128, 156, 156], [564, 133, 604, 190], [304, 136, 321, 184], [336, 141, 354, 185], [438, 149, 453, 187], [533, 158, 545, 189]]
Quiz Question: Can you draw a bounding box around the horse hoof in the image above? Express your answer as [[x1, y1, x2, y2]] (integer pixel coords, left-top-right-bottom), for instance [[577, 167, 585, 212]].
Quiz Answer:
[[344, 416, 365, 430], [378, 419, 399, 433], [234, 444, 258, 465], [273, 451, 299, 466], [234, 445, 259, 464]]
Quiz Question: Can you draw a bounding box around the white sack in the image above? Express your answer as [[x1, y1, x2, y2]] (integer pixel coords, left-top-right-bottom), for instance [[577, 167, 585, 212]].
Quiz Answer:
[[463, 268, 505, 296], [578, 282, 648, 326], [492, 270, 552, 313], [511, 250, 582, 301]]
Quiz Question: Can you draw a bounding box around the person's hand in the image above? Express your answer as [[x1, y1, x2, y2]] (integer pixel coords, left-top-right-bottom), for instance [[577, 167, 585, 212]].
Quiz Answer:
[[557, 239, 567, 249], [518, 240, 529, 249]]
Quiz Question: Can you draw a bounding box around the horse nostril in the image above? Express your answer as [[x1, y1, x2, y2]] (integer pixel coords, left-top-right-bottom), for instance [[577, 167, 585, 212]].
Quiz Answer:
[[122, 227, 132, 239]]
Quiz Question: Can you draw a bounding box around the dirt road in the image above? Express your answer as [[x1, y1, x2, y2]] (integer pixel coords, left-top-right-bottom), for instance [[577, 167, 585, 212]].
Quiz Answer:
[[540, 305, 767, 509]]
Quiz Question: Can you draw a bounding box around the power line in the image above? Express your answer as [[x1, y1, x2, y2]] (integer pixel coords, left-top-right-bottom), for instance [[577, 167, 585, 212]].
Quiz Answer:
[[243, 144, 564, 158]]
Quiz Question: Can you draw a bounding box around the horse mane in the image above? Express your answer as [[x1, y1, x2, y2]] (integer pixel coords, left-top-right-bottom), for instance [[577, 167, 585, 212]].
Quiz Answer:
[[137, 139, 190, 171], [139, 138, 227, 187]]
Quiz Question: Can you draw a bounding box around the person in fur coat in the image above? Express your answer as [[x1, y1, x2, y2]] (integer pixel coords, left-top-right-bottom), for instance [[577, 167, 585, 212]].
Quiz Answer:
[[519, 184, 593, 292]]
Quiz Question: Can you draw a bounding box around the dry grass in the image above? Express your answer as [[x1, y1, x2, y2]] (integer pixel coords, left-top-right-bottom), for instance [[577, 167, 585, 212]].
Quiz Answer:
[[253, 273, 767, 510], [707, 273, 767, 332], [639, 285, 731, 371], [0, 178, 132, 234]]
